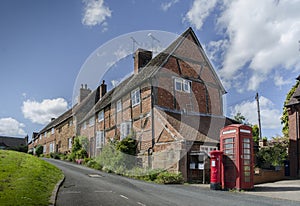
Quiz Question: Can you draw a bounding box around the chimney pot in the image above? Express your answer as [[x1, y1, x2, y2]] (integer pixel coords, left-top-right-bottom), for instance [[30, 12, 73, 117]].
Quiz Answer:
[[100, 80, 107, 98]]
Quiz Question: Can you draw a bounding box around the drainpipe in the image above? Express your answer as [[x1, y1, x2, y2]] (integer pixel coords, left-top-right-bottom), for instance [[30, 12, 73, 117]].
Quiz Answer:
[[296, 110, 299, 176]]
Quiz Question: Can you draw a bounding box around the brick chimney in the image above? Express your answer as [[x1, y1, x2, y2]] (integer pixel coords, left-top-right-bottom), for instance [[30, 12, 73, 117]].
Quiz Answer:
[[99, 80, 107, 98], [79, 84, 91, 103], [134, 49, 152, 74]]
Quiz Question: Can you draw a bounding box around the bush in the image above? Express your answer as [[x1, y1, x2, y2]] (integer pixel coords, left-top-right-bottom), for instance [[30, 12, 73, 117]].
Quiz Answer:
[[155, 171, 184, 184], [85, 159, 102, 170], [50, 152, 61, 159], [125, 167, 164, 181], [97, 141, 136, 174], [35, 145, 43, 157]]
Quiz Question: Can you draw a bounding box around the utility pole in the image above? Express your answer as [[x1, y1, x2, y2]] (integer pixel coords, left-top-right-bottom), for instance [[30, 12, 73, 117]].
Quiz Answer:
[[255, 92, 262, 139]]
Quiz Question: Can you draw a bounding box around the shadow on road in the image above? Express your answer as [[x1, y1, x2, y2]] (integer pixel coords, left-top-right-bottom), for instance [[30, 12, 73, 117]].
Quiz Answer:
[[254, 186, 300, 192]]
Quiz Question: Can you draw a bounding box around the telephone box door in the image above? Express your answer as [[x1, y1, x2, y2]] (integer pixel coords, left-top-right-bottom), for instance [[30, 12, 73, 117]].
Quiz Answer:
[[220, 124, 254, 190]]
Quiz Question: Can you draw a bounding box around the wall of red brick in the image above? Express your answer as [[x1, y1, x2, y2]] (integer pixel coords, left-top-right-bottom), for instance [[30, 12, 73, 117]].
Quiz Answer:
[[254, 168, 285, 184], [288, 106, 300, 177]]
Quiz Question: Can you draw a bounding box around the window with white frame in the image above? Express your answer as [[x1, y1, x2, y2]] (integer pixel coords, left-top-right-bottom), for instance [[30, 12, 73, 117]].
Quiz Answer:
[[174, 78, 191, 93], [131, 88, 140, 106], [44, 132, 47, 138], [117, 99, 122, 112], [68, 138, 72, 149], [96, 131, 105, 148], [43, 145, 46, 153], [98, 110, 104, 122], [89, 116, 95, 127], [49, 142, 54, 153], [120, 121, 132, 140], [200, 145, 218, 157], [51, 128, 55, 135], [69, 119, 73, 127], [83, 122, 87, 130]]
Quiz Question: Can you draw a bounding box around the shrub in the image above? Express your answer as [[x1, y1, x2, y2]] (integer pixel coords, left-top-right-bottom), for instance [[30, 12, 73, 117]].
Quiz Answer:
[[35, 145, 43, 157], [126, 167, 164, 182], [96, 141, 136, 174], [50, 152, 61, 159], [155, 171, 184, 184], [85, 159, 102, 170]]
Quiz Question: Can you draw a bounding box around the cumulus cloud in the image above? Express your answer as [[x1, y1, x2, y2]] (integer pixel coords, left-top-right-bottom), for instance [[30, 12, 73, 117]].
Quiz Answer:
[[184, 0, 217, 30], [22, 98, 68, 125], [186, 0, 300, 91], [230, 96, 282, 129], [161, 0, 179, 11], [82, 0, 112, 27], [0, 117, 26, 136]]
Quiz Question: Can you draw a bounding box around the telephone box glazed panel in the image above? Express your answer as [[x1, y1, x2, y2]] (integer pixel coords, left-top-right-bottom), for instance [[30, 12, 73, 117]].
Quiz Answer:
[[220, 124, 254, 190]]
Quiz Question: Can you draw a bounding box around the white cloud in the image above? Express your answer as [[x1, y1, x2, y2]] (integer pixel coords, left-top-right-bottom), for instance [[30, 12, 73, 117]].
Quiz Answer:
[[82, 0, 112, 27], [22, 98, 68, 125], [187, 0, 300, 92], [218, 0, 300, 91], [184, 0, 217, 30], [161, 0, 179, 11], [230, 96, 282, 130], [0, 117, 26, 136], [274, 74, 293, 89]]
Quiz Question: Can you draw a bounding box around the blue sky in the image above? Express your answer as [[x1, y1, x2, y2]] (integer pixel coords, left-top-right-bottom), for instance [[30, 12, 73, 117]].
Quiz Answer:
[[0, 0, 300, 141]]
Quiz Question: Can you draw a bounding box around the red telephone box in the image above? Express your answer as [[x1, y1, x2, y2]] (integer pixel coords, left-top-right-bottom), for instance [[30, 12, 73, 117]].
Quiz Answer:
[[220, 124, 254, 190], [210, 150, 223, 190]]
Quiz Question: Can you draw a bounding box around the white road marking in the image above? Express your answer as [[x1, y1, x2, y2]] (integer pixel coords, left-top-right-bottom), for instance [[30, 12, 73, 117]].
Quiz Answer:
[[62, 191, 81, 194], [94, 190, 113, 193], [120, 195, 129, 199], [137, 202, 146, 206]]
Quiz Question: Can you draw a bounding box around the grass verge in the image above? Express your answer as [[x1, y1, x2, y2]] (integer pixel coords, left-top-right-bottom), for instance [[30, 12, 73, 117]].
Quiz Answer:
[[0, 150, 63, 206]]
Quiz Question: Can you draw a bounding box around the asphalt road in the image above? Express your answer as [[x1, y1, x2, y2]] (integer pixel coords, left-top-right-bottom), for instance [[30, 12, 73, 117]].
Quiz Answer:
[[45, 159, 299, 206]]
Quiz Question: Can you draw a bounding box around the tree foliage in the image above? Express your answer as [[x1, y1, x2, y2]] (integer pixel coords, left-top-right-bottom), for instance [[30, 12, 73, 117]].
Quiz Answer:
[[233, 112, 247, 124], [281, 80, 299, 137], [256, 136, 288, 168], [69, 136, 88, 161], [97, 136, 137, 174], [252, 124, 259, 145], [35, 145, 43, 157]]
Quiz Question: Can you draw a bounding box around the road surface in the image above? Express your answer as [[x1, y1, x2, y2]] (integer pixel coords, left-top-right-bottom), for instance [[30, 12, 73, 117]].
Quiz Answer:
[[45, 159, 299, 206]]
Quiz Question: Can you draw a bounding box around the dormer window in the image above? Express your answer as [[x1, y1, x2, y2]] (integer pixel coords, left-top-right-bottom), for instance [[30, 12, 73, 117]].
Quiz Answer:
[[175, 78, 191, 93]]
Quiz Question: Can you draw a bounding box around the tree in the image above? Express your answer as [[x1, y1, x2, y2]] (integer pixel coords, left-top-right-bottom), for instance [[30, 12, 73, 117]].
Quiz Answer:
[[35, 145, 43, 157], [252, 124, 260, 145], [256, 136, 288, 168], [233, 112, 246, 124], [281, 80, 299, 137]]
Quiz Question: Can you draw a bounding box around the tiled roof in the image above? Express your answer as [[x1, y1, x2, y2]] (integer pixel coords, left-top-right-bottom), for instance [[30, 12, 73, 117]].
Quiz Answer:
[[286, 77, 300, 106], [39, 107, 73, 134], [0, 136, 27, 148], [155, 107, 238, 143], [80, 27, 225, 123]]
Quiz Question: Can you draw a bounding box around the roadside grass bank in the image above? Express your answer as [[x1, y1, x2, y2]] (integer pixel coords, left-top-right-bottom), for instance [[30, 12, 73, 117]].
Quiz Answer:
[[0, 150, 63, 206]]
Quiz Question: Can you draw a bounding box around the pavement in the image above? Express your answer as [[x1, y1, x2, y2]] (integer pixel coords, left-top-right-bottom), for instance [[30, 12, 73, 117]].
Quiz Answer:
[[192, 179, 300, 202], [245, 179, 300, 202]]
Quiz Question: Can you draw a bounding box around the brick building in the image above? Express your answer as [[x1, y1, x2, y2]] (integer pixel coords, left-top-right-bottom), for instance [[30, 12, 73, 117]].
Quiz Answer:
[[78, 27, 236, 181], [285, 75, 300, 177], [29, 27, 236, 181]]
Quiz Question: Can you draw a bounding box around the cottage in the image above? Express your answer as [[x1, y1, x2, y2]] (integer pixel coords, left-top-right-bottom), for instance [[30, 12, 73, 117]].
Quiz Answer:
[[285, 75, 300, 177], [78, 27, 236, 181], [32, 27, 236, 181]]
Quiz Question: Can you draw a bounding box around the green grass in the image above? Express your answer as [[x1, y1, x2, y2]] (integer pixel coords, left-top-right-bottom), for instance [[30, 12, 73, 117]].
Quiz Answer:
[[0, 150, 63, 206]]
